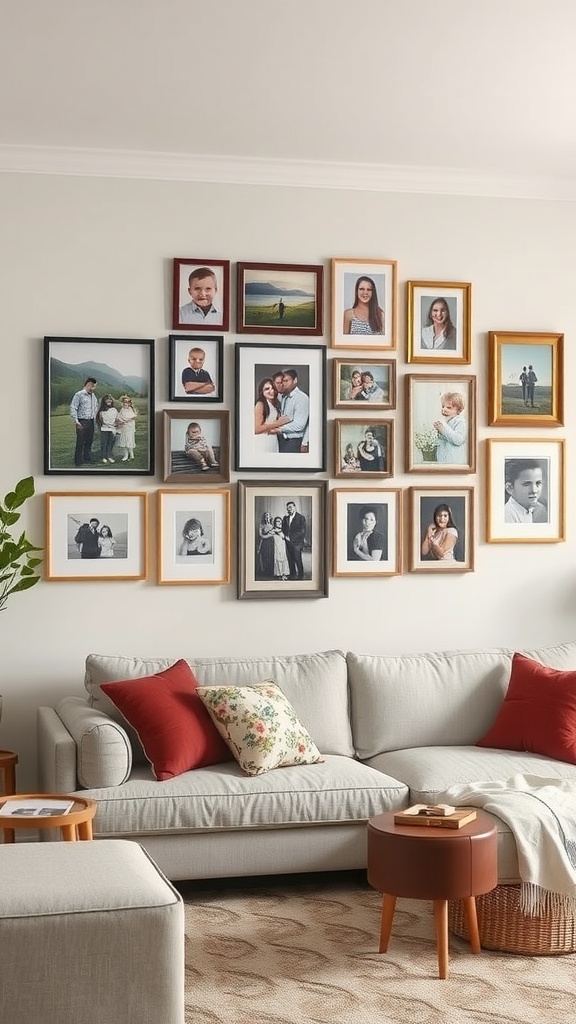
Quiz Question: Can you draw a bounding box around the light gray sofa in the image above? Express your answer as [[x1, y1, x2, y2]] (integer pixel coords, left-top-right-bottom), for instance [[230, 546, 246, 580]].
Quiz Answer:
[[37, 642, 576, 883]]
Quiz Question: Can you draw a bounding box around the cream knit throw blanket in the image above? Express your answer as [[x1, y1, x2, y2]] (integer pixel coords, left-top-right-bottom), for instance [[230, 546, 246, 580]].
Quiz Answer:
[[444, 774, 576, 916]]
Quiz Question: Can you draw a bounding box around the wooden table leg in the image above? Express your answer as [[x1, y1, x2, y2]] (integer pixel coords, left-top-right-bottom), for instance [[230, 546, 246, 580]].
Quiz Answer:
[[3, 764, 16, 796], [1, 828, 15, 844], [60, 823, 77, 841], [77, 819, 93, 841], [461, 896, 481, 953], [379, 893, 397, 952], [433, 899, 449, 979]]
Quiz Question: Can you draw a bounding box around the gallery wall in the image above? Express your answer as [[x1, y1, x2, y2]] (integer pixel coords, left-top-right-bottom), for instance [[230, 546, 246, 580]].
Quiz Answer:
[[2, 169, 575, 788]]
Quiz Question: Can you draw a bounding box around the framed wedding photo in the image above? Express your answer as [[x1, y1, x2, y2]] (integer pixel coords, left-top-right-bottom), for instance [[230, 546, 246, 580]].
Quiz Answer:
[[409, 487, 474, 573], [45, 492, 148, 581], [334, 419, 393, 479], [162, 410, 229, 484], [237, 480, 328, 600], [486, 438, 565, 543], [44, 337, 155, 475], [236, 262, 323, 336], [157, 489, 231, 585], [405, 374, 476, 473], [235, 343, 326, 472], [488, 331, 564, 427], [168, 334, 224, 403], [331, 258, 397, 350], [332, 488, 402, 577], [406, 281, 471, 364], [333, 358, 396, 410], [171, 258, 230, 332]]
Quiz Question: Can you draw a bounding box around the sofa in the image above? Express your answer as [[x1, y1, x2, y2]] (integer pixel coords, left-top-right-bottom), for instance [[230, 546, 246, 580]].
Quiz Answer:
[[37, 641, 576, 884]]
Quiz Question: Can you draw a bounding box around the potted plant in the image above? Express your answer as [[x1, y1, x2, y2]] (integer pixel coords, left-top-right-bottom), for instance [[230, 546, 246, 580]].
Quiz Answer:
[[0, 477, 42, 613]]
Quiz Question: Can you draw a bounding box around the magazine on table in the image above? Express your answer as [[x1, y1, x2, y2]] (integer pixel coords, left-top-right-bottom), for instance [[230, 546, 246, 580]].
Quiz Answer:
[[0, 798, 74, 817]]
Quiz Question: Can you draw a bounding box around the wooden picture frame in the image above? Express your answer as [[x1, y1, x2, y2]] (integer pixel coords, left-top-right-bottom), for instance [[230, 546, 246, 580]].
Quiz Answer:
[[45, 492, 148, 580], [172, 258, 230, 332], [332, 488, 402, 577], [332, 358, 396, 410], [331, 257, 397, 350], [405, 374, 476, 473], [486, 438, 565, 543], [162, 410, 229, 484], [409, 487, 474, 572], [334, 418, 393, 479], [157, 489, 231, 585], [168, 334, 224, 403], [407, 281, 471, 364], [488, 331, 564, 426], [236, 262, 323, 336]]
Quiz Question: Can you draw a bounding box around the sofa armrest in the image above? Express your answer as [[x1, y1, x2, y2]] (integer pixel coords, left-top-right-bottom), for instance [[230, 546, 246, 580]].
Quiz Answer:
[[37, 706, 79, 793], [38, 698, 133, 791]]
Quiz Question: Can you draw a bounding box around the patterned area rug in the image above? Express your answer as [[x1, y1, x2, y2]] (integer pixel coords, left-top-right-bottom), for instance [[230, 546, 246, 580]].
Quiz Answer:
[[179, 872, 576, 1024]]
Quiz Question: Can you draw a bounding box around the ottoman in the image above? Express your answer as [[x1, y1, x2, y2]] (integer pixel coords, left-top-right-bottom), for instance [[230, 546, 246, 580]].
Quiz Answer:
[[0, 840, 184, 1024]]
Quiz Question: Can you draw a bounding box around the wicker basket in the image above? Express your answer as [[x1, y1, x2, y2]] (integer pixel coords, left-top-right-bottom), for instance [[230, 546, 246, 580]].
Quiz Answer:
[[449, 884, 576, 955]]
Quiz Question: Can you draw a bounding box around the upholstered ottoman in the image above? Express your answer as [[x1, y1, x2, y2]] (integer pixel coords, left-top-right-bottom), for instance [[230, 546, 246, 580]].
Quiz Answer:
[[0, 840, 184, 1024]]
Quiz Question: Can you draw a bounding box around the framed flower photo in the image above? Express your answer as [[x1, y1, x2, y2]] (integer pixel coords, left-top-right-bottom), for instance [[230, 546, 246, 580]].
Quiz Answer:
[[332, 488, 402, 577], [486, 438, 565, 543], [162, 410, 229, 484], [488, 331, 564, 427], [236, 262, 323, 336], [334, 419, 393, 479], [331, 258, 397, 350], [332, 358, 396, 410], [157, 488, 231, 584], [409, 487, 474, 573], [406, 281, 471, 364], [168, 334, 224, 403], [405, 374, 476, 473], [172, 258, 230, 332], [45, 492, 148, 581]]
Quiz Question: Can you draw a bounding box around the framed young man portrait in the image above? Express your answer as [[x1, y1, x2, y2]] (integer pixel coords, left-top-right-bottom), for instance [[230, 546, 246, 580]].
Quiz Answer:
[[486, 438, 565, 543], [334, 419, 393, 479], [406, 281, 471, 364], [157, 488, 231, 585], [332, 358, 396, 410], [172, 258, 230, 332], [45, 492, 148, 581], [331, 258, 397, 350], [162, 410, 229, 484], [488, 331, 564, 427], [332, 488, 402, 577], [409, 487, 474, 573], [405, 374, 476, 473], [236, 262, 323, 336], [168, 334, 224, 403]]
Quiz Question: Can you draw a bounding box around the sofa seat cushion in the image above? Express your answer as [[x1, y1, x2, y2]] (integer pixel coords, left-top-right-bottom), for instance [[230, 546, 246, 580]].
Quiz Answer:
[[78, 755, 409, 836]]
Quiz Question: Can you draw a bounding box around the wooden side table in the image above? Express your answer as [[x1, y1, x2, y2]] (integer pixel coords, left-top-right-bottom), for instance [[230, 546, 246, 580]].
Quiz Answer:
[[0, 793, 97, 844], [0, 750, 18, 797]]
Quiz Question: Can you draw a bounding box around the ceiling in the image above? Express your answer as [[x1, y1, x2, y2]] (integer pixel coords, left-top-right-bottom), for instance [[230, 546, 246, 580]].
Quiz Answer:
[[2, 0, 576, 198]]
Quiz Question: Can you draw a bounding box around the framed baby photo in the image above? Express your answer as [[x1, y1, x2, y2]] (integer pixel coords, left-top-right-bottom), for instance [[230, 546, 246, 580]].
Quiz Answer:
[[162, 410, 230, 484], [331, 258, 397, 351], [44, 337, 155, 475], [157, 489, 231, 585], [406, 281, 471, 364], [334, 419, 393, 479], [405, 374, 476, 474], [45, 492, 148, 581], [486, 438, 565, 543], [235, 342, 326, 472], [171, 258, 230, 332], [168, 334, 224, 403], [236, 262, 323, 336], [237, 479, 328, 600], [488, 331, 564, 427], [332, 488, 402, 577], [332, 358, 396, 410], [408, 487, 474, 573]]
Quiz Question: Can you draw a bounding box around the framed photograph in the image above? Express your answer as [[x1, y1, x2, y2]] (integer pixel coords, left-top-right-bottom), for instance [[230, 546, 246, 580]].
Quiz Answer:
[[486, 438, 565, 543], [162, 411, 229, 484], [45, 492, 148, 581], [405, 374, 476, 473], [331, 258, 397, 350], [488, 331, 564, 427], [171, 258, 230, 332], [237, 480, 328, 599], [332, 488, 402, 577], [157, 489, 231, 585], [406, 281, 471, 364], [333, 358, 396, 410], [168, 334, 224, 403], [334, 419, 393, 479], [44, 337, 155, 476], [235, 343, 326, 472], [236, 262, 323, 336], [409, 487, 474, 573]]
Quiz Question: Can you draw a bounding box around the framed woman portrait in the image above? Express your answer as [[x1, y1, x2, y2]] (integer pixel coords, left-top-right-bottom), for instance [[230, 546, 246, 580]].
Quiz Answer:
[[332, 358, 396, 410], [334, 419, 393, 479], [237, 480, 328, 600], [331, 258, 397, 350], [45, 492, 148, 581], [406, 281, 471, 364], [332, 488, 402, 577], [236, 262, 323, 336], [157, 488, 231, 585], [409, 487, 474, 573], [486, 438, 565, 543], [488, 331, 564, 427], [405, 374, 476, 473], [162, 410, 229, 484], [171, 258, 230, 332], [168, 334, 224, 403], [234, 343, 326, 472]]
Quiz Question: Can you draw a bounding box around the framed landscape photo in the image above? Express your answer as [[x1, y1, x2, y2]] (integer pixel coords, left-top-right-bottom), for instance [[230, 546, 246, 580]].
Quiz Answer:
[[334, 419, 393, 479], [486, 438, 565, 543], [235, 342, 326, 472], [44, 337, 155, 475], [331, 257, 397, 350], [45, 492, 148, 581], [236, 262, 323, 336], [168, 334, 224, 403], [407, 281, 471, 364], [333, 358, 396, 410], [157, 489, 231, 585], [409, 487, 474, 573], [332, 488, 402, 577], [237, 480, 328, 599], [488, 331, 564, 427], [162, 410, 229, 484], [172, 258, 230, 332], [405, 374, 476, 473]]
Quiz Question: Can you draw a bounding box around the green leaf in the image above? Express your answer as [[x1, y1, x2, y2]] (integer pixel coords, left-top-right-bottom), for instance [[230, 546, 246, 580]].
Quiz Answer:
[[4, 576, 40, 596]]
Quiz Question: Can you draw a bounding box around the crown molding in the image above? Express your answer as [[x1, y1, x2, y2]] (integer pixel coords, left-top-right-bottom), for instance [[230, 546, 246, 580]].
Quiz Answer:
[[0, 144, 574, 201]]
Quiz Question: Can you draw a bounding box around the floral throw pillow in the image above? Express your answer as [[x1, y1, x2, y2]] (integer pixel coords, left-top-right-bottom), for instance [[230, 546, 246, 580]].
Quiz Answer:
[[196, 681, 324, 776]]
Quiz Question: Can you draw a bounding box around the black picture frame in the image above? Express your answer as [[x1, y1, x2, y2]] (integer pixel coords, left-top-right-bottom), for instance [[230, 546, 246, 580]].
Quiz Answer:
[[168, 334, 224, 403]]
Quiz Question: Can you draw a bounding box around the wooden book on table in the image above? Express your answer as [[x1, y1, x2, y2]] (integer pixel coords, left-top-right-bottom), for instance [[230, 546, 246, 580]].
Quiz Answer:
[[394, 804, 477, 829]]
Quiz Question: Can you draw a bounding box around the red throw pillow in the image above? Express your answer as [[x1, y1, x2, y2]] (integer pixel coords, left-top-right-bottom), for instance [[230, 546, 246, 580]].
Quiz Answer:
[[476, 653, 576, 763], [100, 660, 231, 780]]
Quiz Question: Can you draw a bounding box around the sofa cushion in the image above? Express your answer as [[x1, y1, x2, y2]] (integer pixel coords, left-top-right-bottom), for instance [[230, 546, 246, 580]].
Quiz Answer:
[[57, 697, 132, 788]]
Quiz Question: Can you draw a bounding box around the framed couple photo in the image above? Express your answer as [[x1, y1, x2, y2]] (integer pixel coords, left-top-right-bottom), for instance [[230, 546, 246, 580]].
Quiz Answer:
[[486, 438, 565, 543], [488, 331, 564, 427], [45, 492, 148, 581], [408, 487, 474, 573], [406, 281, 471, 364], [331, 258, 397, 350], [332, 489, 402, 577]]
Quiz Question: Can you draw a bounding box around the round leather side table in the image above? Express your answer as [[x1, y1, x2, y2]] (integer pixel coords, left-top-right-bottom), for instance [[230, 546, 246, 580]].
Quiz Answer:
[[367, 810, 498, 979], [0, 750, 18, 797]]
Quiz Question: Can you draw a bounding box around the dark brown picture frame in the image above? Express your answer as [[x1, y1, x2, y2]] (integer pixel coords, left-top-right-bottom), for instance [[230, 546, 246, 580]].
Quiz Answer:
[[172, 258, 230, 332], [236, 262, 324, 336]]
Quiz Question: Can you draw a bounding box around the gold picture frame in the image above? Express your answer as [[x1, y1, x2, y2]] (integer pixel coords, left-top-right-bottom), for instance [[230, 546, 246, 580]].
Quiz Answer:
[[405, 374, 476, 473], [406, 281, 471, 364], [331, 258, 397, 350], [488, 331, 564, 427], [486, 438, 565, 543], [409, 487, 474, 572], [45, 492, 148, 581], [157, 488, 231, 585]]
